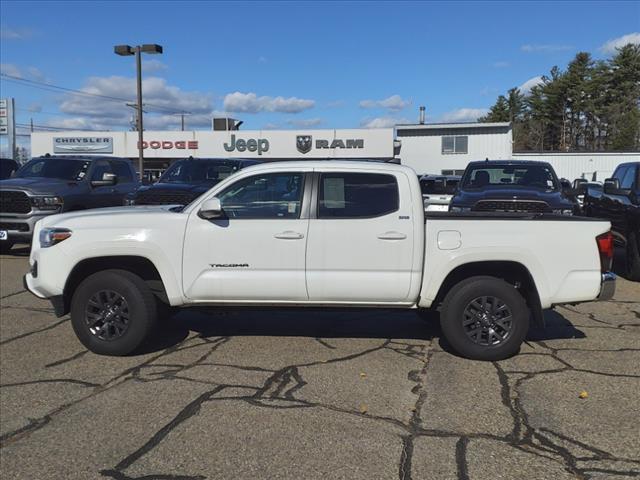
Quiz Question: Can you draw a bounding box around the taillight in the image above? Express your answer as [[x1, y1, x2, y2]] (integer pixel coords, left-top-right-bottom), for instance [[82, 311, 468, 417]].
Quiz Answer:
[[596, 231, 614, 272]]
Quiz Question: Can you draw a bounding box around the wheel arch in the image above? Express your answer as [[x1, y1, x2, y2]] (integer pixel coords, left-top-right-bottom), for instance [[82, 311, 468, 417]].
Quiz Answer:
[[60, 255, 170, 317], [432, 260, 544, 328]]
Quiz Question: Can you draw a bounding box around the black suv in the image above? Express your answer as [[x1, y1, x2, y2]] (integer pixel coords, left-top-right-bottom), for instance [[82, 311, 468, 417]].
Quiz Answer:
[[449, 160, 577, 215], [583, 162, 640, 280], [0, 155, 139, 250], [125, 157, 260, 206]]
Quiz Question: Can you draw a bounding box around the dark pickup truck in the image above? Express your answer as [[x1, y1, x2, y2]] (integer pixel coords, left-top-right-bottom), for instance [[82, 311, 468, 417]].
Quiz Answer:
[[449, 160, 578, 215], [583, 162, 640, 280], [125, 157, 260, 206], [0, 155, 138, 251]]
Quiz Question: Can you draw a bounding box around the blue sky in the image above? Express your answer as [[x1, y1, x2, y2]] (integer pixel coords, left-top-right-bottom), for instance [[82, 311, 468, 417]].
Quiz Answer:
[[1, 0, 639, 142]]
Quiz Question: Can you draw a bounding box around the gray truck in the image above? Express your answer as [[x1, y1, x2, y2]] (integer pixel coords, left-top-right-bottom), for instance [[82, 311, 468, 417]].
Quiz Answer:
[[0, 155, 139, 252]]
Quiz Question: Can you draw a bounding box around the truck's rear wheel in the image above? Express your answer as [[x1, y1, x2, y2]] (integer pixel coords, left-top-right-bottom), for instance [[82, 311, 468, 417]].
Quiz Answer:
[[440, 276, 529, 361], [70, 269, 157, 355]]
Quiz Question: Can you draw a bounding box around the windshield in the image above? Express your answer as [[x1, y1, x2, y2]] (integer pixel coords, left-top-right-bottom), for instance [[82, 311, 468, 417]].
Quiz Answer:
[[16, 158, 91, 181], [461, 165, 558, 190], [420, 178, 459, 195], [159, 160, 239, 184]]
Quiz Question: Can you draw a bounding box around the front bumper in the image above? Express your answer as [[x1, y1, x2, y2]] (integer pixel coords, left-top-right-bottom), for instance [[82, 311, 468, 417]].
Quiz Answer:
[[597, 272, 616, 301], [0, 210, 55, 242]]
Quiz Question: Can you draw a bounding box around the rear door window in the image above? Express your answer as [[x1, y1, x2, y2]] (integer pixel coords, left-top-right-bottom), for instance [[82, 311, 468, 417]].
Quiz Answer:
[[318, 172, 399, 218]]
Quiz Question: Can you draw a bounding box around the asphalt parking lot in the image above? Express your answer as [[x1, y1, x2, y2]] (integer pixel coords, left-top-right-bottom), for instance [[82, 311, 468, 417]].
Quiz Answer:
[[1, 246, 639, 480]]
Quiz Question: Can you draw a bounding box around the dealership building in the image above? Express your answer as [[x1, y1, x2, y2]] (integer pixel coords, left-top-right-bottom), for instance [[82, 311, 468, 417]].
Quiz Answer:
[[31, 119, 638, 181]]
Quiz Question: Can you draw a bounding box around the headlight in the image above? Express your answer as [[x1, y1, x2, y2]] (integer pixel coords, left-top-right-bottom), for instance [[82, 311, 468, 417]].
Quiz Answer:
[[31, 196, 64, 210], [552, 208, 574, 216], [124, 198, 136, 206], [39, 228, 72, 248], [449, 206, 471, 212]]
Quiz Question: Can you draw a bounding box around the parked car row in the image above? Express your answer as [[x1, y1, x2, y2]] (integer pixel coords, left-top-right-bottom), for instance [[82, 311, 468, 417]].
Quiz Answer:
[[2, 154, 639, 281]]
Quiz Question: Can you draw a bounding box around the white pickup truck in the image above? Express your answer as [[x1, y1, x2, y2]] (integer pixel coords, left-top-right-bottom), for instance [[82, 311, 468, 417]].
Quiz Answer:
[[24, 161, 616, 360]]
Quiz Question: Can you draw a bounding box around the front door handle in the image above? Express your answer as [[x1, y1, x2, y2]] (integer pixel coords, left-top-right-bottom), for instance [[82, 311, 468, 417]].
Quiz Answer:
[[377, 231, 407, 240], [274, 231, 304, 240]]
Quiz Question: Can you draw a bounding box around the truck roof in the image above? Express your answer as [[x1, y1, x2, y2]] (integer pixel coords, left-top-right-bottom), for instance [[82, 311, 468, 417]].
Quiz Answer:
[[466, 159, 553, 167], [240, 160, 417, 175]]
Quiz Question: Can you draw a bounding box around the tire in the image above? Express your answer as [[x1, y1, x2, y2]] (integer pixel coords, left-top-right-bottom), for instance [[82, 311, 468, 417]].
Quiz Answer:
[[70, 269, 157, 355], [0, 241, 14, 254], [440, 276, 529, 361], [626, 231, 640, 281]]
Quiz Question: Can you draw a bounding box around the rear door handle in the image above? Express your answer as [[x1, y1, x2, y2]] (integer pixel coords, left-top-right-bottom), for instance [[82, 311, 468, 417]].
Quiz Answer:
[[377, 231, 407, 240], [274, 231, 304, 240]]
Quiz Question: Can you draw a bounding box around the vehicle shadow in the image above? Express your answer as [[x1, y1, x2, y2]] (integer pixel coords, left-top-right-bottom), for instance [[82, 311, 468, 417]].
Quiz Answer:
[[139, 305, 586, 357]]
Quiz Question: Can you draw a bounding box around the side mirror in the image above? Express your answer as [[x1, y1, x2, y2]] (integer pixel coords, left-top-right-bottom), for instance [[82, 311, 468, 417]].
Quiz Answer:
[[560, 178, 572, 190], [91, 172, 117, 187], [603, 178, 619, 194], [198, 197, 224, 219], [572, 178, 587, 189]]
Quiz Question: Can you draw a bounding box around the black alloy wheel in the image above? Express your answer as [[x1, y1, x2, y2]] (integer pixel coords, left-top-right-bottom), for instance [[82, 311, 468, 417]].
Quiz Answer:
[[85, 289, 131, 341]]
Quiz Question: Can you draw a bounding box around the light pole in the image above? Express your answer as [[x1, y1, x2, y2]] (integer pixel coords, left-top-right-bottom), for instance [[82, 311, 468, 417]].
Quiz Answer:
[[114, 44, 163, 180]]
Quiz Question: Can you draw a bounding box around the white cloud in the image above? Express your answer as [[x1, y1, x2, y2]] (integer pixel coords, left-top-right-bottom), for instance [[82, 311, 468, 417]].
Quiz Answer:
[[492, 61, 509, 68], [439, 108, 488, 123], [599, 32, 640, 55], [0, 63, 45, 81], [49, 75, 215, 131], [262, 122, 280, 130], [223, 91, 315, 113], [518, 75, 544, 95], [360, 116, 411, 128], [286, 118, 323, 128], [141, 59, 168, 73], [359, 94, 411, 112], [0, 26, 34, 40], [521, 44, 573, 53]]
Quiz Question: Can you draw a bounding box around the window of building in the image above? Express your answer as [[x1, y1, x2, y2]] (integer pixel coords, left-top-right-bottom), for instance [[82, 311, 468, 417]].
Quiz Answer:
[[318, 172, 399, 219], [217, 172, 304, 219], [442, 136, 468, 154], [441, 169, 466, 176]]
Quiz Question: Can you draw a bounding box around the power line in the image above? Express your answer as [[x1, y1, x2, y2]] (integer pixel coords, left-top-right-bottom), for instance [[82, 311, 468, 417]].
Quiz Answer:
[[0, 73, 192, 115], [15, 122, 100, 132]]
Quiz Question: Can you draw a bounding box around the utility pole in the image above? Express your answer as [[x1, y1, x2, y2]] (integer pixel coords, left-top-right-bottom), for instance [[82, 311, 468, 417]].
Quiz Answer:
[[114, 43, 163, 180]]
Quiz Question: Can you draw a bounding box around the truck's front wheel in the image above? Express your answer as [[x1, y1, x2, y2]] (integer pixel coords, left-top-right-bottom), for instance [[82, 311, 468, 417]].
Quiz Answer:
[[440, 276, 529, 361], [70, 269, 157, 355]]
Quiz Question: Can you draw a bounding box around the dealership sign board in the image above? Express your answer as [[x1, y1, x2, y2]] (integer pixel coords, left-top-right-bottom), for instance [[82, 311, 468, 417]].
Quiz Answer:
[[32, 129, 395, 160], [53, 137, 114, 154]]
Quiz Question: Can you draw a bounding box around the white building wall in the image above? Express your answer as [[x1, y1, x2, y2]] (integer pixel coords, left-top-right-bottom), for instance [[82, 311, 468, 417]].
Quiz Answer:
[[31, 129, 396, 160], [512, 152, 640, 181], [397, 127, 513, 175]]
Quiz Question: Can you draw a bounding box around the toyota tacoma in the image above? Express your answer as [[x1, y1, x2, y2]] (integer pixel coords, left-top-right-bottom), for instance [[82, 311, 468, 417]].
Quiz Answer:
[[24, 161, 615, 360]]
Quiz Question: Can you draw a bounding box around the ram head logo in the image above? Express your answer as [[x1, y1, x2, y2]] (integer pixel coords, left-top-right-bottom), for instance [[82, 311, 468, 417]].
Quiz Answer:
[[296, 135, 312, 154]]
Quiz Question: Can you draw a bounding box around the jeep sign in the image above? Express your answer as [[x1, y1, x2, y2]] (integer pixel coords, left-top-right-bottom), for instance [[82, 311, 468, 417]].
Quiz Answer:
[[223, 134, 270, 155]]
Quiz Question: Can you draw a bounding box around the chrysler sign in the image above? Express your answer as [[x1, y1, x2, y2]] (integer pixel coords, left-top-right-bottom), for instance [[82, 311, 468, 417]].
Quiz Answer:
[[53, 137, 113, 154]]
